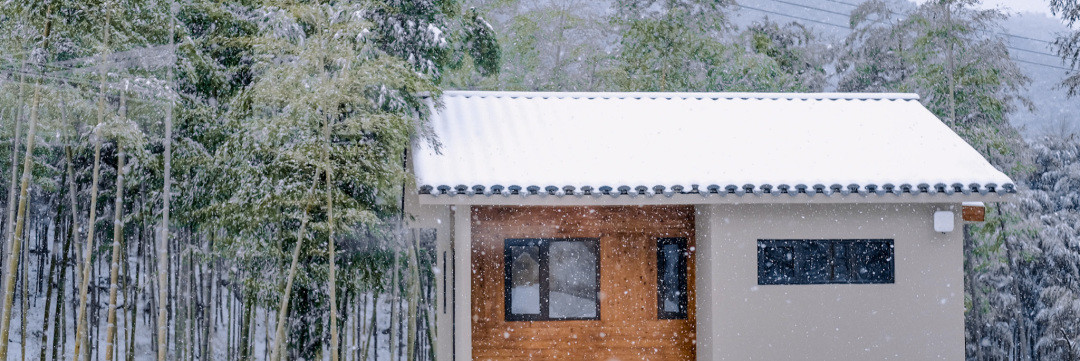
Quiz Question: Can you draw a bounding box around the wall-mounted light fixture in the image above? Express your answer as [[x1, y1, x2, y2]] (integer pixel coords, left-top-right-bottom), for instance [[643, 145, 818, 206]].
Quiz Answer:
[[934, 211, 955, 233]]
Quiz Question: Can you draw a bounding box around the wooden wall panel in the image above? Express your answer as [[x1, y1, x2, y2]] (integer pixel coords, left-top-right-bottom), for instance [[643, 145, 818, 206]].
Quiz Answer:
[[471, 206, 696, 361]]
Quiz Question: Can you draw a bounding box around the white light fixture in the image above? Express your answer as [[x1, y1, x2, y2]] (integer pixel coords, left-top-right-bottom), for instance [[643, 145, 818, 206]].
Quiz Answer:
[[934, 211, 955, 233]]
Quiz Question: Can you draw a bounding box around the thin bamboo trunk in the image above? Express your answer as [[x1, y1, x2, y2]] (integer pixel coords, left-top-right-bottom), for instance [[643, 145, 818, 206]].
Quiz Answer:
[[360, 289, 369, 361], [360, 293, 377, 361], [944, 0, 957, 124], [2, 71, 26, 292], [0, 65, 47, 361], [57, 141, 79, 361], [226, 282, 233, 361], [73, 5, 109, 360], [125, 214, 141, 361], [120, 233, 130, 361], [343, 293, 350, 361], [263, 305, 270, 361], [1, 5, 52, 352], [325, 117, 339, 361], [157, 3, 175, 358], [269, 172, 320, 361], [39, 203, 65, 361], [53, 199, 74, 361], [20, 221, 29, 361], [996, 206, 1031, 360], [202, 233, 214, 361], [176, 235, 188, 361], [389, 250, 399, 361], [239, 286, 252, 360], [104, 142, 126, 361], [425, 280, 436, 361], [406, 231, 420, 361]]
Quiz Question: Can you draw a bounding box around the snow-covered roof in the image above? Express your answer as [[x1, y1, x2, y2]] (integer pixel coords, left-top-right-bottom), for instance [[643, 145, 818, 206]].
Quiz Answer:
[[412, 91, 1015, 205]]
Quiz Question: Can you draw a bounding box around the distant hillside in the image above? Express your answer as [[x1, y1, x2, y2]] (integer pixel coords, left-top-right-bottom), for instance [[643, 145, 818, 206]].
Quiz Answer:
[[1002, 11, 1080, 138], [729, 0, 1078, 138]]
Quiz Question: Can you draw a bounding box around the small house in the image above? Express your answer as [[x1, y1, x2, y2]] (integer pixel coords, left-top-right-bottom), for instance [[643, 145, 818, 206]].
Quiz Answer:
[[405, 91, 1013, 360]]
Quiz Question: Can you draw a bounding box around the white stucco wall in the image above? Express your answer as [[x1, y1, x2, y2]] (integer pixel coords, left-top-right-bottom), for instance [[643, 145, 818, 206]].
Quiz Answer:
[[695, 203, 965, 360]]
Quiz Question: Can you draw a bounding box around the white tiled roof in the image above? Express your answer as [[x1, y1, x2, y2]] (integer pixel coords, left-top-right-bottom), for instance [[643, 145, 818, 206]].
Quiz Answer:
[[412, 91, 1015, 202]]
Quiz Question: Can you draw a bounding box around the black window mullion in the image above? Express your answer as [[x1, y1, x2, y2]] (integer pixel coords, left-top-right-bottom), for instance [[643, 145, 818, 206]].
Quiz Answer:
[[538, 239, 551, 319], [829, 241, 838, 283], [593, 239, 602, 320]]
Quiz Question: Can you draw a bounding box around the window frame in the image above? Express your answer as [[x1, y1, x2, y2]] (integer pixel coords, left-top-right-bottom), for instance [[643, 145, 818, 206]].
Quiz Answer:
[[503, 238, 601, 322], [656, 237, 689, 320], [757, 239, 895, 285]]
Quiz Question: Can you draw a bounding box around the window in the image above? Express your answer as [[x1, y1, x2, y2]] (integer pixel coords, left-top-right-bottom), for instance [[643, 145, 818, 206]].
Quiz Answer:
[[504, 238, 600, 321], [757, 239, 894, 285], [657, 238, 688, 319]]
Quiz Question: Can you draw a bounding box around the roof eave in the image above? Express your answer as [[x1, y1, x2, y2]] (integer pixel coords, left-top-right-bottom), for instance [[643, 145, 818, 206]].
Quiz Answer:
[[417, 191, 1016, 206]]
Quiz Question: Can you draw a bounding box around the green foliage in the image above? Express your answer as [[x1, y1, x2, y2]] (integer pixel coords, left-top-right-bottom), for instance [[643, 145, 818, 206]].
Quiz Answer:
[[612, 6, 807, 92], [742, 19, 830, 91], [840, 0, 1031, 178], [1051, 0, 1080, 96]]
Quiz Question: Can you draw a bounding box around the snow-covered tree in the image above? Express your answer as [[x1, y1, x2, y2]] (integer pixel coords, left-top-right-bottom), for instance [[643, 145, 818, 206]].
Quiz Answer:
[[1051, 0, 1080, 97]]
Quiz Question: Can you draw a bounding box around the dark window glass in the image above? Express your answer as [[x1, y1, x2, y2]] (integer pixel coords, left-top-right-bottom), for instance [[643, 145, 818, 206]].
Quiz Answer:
[[657, 238, 688, 319], [504, 238, 599, 321], [855, 241, 894, 283], [758, 239, 894, 285], [759, 244, 796, 284], [804, 241, 831, 283]]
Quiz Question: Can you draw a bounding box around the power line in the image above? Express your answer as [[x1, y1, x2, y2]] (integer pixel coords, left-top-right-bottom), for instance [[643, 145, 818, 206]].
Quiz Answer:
[[739, 4, 850, 30], [825, 0, 860, 7], [764, 0, 851, 18], [1008, 46, 1061, 58], [1012, 57, 1073, 71], [742, 1, 1072, 71], [776, 0, 1059, 46], [997, 32, 1055, 45]]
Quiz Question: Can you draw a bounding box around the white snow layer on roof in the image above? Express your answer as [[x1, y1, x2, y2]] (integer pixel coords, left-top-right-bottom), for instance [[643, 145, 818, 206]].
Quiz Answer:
[[412, 91, 1015, 198]]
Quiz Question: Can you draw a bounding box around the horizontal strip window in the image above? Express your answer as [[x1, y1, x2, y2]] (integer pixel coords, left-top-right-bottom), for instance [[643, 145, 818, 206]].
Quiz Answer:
[[504, 238, 600, 321], [757, 239, 894, 285]]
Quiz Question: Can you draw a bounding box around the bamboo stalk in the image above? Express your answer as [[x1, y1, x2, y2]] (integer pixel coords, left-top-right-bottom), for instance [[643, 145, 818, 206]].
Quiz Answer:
[[326, 115, 339, 361], [406, 231, 420, 361], [53, 202, 74, 361], [269, 171, 320, 361], [73, 4, 110, 358], [0, 6, 47, 352], [0, 64, 47, 361], [105, 84, 128, 361], [359, 292, 377, 360], [389, 250, 398, 361], [56, 140, 79, 361], [20, 215, 29, 361], [157, 2, 176, 360], [39, 202, 65, 361], [202, 233, 214, 361], [2, 70, 26, 298], [3, 87, 24, 287]]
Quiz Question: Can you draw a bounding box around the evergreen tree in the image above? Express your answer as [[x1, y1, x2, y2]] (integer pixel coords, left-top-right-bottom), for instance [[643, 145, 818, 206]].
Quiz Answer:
[[611, 0, 812, 92], [1051, 0, 1080, 97]]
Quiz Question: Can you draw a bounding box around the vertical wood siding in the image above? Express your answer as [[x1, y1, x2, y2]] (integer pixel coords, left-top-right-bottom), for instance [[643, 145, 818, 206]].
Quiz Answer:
[[470, 206, 696, 360]]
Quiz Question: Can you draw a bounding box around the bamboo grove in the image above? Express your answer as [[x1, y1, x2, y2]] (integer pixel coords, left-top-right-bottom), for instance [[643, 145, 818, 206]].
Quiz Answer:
[[0, 0, 500, 360]]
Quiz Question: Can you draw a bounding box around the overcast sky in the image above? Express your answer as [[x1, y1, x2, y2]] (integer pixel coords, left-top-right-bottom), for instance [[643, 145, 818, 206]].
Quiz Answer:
[[984, 0, 1051, 14], [913, 0, 1053, 15]]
